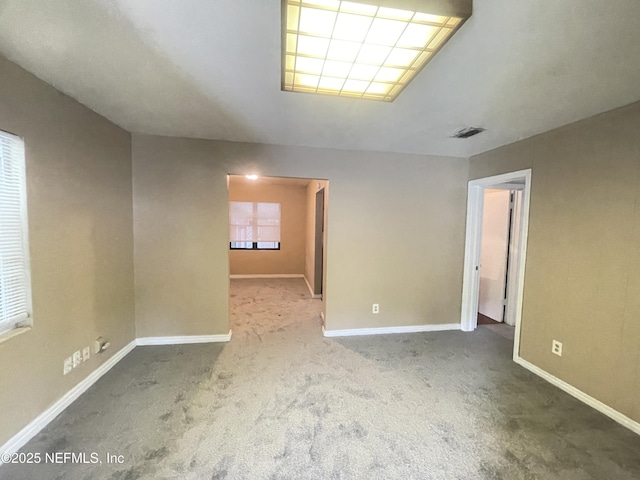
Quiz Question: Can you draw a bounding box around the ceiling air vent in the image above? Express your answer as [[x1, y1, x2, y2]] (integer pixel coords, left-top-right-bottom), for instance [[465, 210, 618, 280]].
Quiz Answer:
[[451, 127, 485, 139]]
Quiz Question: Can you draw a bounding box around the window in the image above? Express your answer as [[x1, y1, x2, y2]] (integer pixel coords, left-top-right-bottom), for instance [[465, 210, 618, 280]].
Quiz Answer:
[[229, 202, 281, 250], [0, 130, 32, 335]]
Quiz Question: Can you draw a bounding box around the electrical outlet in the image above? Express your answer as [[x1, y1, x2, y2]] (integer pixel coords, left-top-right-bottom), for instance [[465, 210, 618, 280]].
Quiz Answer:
[[372, 304, 380, 314], [82, 346, 90, 362], [72, 350, 82, 368], [63, 357, 73, 375], [552, 340, 563, 357]]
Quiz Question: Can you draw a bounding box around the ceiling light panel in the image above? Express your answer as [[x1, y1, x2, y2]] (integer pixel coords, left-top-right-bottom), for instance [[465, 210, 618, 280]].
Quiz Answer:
[[283, 0, 467, 101]]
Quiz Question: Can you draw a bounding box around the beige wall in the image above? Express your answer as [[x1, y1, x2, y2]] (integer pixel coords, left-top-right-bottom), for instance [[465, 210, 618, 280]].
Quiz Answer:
[[229, 179, 307, 275], [304, 180, 329, 297], [470, 101, 640, 423], [132, 135, 468, 336], [3, 39, 637, 451], [0, 56, 135, 445]]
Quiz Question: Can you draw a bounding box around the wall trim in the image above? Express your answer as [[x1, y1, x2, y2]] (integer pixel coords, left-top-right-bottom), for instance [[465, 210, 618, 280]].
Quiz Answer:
[[322, 323, 461, 337], [0, 339, 137, 461], [303, 275, 322, 299], [515, 357, 640, 436], [136, 331, 232, 346], [0, 331, 233, 459], [230, 274, 304, 279]]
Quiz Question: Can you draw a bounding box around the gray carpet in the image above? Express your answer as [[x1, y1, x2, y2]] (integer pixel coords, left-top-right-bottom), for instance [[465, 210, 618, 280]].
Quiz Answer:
[[2, 278, 640, 479], [480, 323, 515, 341]]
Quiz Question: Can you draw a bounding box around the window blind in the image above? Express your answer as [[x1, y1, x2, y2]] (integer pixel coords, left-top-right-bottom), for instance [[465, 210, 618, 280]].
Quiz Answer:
[[0, 130, 31, 332], [229, 202, 280, 242]]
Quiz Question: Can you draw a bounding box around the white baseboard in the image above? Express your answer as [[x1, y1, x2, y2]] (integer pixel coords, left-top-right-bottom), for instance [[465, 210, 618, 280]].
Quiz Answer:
[[322, 323, 460, 337], [0, 339, 137, 461], [136, 331, 232, 346], [515, 357, 640, 436], [230, 274, 304, 279], [304, 275, 313, 296], [0, 331, 234, 460], [303, 276, 322, 299]]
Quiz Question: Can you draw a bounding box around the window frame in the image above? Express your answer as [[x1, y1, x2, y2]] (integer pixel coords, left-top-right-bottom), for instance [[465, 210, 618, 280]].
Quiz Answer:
[[229, 241, 281, 250], [0, 129, 33, 337], [229, 201, 281, 251]]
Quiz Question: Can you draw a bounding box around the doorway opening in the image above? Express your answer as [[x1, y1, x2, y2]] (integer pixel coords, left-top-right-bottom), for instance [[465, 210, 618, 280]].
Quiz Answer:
[[460, 169, 532, 360], [227, 174, 329, 334]]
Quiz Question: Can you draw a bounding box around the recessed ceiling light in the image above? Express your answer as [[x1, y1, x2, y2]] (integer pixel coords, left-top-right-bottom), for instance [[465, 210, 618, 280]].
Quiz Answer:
[[245, 174, 259, 180], [282, 0, 471, 101]]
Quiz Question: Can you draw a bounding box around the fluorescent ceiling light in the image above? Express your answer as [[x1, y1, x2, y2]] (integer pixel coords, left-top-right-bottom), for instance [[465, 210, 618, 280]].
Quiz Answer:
[[283, 0, 470, 101]]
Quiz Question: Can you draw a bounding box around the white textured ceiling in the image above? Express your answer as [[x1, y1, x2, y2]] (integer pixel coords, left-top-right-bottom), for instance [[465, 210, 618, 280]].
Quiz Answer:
[[1, 0, 639, 158]]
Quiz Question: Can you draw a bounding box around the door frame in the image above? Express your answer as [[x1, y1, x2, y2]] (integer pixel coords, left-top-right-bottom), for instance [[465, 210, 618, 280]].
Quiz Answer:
[[313, 188, 325, 297], [460, 169, 532, 360]]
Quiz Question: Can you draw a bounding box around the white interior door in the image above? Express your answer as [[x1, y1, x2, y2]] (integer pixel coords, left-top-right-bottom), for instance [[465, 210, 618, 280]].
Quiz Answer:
[[478, 190, 511, 322], [504, 189, 523, 326]]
